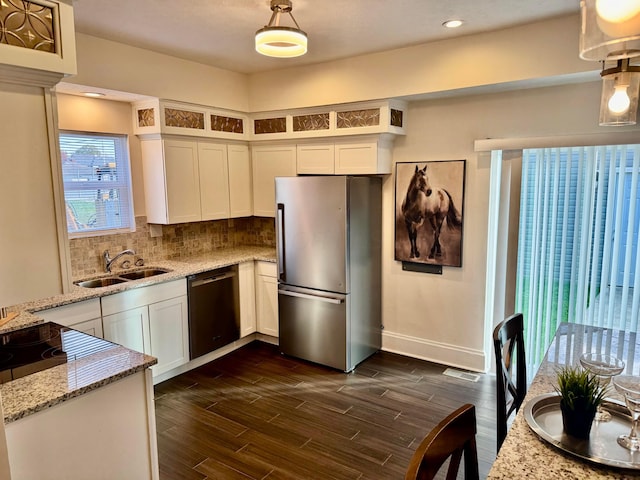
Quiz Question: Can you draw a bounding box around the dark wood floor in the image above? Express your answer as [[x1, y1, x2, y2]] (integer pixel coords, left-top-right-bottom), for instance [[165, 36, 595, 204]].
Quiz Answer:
[[154, 341, 497, 480]]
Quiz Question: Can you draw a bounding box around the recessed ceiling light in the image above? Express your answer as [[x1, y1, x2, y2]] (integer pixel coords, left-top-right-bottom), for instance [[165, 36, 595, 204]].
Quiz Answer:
[[83, 92, 105, 98], [443, 19, 464, 29]]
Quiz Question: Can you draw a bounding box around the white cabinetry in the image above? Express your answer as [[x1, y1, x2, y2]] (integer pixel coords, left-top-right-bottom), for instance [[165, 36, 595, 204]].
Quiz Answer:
[[238, 261, 257, 337], [37, 298, 103, 338], [102, 279, 189, 377], [141, 137, 251, 224], [295, 137, 393, 175], [251, 144, 297, 217], [255, 261, 279, 337]]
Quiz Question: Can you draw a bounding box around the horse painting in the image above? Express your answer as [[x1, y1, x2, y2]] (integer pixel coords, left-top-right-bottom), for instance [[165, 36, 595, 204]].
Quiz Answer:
[[401, 164, 463, 261]]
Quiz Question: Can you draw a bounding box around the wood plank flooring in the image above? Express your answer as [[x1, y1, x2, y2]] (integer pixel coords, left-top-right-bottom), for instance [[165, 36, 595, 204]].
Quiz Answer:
[[154, 341, 497, 480]]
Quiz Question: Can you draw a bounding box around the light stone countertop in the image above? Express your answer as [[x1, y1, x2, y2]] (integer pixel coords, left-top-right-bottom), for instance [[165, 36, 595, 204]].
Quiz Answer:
[[0, 245, 276, 424], [488, 323, 640, 479]]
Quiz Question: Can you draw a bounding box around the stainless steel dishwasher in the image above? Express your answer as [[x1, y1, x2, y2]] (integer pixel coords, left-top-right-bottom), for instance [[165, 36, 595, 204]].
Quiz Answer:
[[187, 265, 240, 359]]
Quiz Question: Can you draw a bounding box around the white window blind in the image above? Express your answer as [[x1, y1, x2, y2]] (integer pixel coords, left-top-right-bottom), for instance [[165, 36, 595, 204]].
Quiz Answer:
[[516, 144, 640, 373], [59, 131, 135, 237]]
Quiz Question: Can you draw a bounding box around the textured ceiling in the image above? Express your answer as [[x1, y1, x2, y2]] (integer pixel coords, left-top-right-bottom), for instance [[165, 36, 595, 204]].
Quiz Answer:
[[72, 0, 579, 75]]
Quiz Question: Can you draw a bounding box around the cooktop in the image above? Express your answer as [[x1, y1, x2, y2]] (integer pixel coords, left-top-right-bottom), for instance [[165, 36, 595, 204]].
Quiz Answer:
[[0, 322, 117, 384]]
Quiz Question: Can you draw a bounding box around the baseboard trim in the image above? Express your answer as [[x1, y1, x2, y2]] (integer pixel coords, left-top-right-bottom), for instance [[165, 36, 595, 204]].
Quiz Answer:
[[381, 330, 486, 373]]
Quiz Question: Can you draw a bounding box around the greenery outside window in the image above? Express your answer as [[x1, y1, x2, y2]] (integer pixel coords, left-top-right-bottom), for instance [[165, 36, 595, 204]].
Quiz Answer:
[[59, 131, 135, 237]]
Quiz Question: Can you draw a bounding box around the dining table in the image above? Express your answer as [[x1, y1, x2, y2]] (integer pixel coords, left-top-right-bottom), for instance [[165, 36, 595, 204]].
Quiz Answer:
[[488, 322, 640, 479]]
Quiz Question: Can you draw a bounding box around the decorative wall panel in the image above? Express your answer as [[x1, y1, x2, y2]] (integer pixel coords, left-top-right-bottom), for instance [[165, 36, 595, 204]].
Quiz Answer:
[[137, 108, 155, 127], [211, 114, 244, 134], [337, 109, 380, 128], [390, 109, 403, 128], [293, 113, 330, 132], [0, 0, 56, 53], [254, 117, 286, 134], [164, 108, 205, 129]]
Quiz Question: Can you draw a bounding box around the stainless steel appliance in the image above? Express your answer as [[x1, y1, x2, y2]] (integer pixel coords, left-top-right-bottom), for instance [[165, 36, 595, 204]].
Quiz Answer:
[[187, 266, 240, 359], [275, 175, 382, 372]]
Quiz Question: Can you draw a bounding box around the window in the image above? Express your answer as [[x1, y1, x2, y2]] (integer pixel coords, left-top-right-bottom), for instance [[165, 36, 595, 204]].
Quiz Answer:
[[516, 144, 640, 374], [59, 131, 135, 237]]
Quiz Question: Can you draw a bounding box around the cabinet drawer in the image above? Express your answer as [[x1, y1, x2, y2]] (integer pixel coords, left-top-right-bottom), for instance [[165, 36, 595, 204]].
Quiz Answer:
[[37, 299, 101, 327], [255, 261, 277, 277], [102, 279, 187, 316]]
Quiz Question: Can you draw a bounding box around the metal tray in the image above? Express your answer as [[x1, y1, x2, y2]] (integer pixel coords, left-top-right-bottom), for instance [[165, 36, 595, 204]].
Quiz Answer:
[[524, 393, 640, 470]]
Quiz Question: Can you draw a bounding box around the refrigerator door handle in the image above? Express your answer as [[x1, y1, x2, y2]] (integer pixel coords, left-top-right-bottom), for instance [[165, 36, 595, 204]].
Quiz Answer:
[[276, 203, 286, 282], [279, 289, 344, 305]]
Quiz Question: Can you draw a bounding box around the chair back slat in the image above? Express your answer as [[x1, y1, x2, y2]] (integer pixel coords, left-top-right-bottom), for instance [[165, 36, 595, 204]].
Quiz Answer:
[[405, 404, 479, 480], [493, 313, 527, 451]]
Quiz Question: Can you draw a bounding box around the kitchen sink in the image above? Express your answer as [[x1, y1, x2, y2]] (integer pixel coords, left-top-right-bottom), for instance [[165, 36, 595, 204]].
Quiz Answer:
[[75, 277, 129, 288], [74, 268, 172, 288], [117, 268, 171, 280]]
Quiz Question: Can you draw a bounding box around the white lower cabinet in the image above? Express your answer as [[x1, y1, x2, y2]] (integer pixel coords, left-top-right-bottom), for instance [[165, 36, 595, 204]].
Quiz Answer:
[[102, 279, 189, 377], [37, 298, 103, 338], [238, 261, 257, 337], [255, 261, 279, 337]]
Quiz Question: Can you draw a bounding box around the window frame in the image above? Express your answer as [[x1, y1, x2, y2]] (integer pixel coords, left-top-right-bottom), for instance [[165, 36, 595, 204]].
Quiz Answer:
[[59, 130, 136, 238]]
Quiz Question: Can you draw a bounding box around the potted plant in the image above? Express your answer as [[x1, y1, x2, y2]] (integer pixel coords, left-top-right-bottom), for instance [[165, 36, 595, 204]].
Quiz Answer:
[[555, 365, 607, 439]]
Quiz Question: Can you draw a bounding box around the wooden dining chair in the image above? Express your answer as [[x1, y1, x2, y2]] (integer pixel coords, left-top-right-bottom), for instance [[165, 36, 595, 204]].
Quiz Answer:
[[405, 403, 479, 480], [493, 312, 527, 452]]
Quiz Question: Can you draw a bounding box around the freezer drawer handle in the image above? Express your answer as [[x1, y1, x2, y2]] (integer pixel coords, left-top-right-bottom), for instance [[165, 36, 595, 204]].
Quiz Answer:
[[190, 272, 235, 287], [279, 289, 344, 304]]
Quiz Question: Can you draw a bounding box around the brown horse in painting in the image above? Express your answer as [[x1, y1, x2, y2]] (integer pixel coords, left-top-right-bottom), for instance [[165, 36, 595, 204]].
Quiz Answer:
[[401, 164, 462, 260]]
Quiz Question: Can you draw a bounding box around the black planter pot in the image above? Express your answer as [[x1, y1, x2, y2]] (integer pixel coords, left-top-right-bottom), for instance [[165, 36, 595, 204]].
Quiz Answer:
[[560, 401, 597, 439]]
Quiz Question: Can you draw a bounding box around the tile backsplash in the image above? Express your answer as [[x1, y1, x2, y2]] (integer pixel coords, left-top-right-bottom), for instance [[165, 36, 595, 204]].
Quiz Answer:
[[70, 216, 275, 278]]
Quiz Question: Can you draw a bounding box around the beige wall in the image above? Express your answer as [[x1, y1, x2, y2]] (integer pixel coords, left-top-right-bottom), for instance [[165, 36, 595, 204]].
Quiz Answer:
[[68, 33, 250, 112], [0, 85, 63, 305], [56, 93, 146, 216], [384, 81, 640, 370], [247, 14, 598, 112]]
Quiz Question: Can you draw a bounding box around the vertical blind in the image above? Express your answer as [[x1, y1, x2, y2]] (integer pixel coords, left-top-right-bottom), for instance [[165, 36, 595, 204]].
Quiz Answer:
[[516, 144, 640, 374], [59, 131, 135, 237]]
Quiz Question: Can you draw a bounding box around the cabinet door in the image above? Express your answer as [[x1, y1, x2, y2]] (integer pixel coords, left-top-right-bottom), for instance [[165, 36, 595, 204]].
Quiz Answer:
[[228, 144, 252, 218], [256, 270, 279, 337], [69, 318, 104, 338], [238, 262, 256, 337], [149, 295, 189, 376], [163, 139, 202, 223], [334, 142, 380, 174], [102, 306, 151, 355], [296, 144, 335, 174], [198, 142, 230, 220], [251, 145, 296, 217]]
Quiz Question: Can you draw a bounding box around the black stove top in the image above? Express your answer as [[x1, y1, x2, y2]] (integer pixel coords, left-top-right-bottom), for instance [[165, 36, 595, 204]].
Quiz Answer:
[[0, 322, 117, 384]]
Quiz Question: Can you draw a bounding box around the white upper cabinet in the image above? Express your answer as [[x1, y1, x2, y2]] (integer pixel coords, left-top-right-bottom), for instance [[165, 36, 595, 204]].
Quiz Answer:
[[296, 144, 335, 174], [251, 145, 297, 217], [141, 137, 251, 224], [198, 142, 230, 220], [296, 136, 393, 175], [227, 144, 253, 218]]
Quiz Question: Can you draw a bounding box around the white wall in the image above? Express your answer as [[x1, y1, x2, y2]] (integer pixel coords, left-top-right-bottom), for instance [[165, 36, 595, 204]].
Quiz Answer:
[[56, 94, 146, 216], [68, 33, 250, 112], [383, 81, 640, 371], [248, 14, 597, 112]]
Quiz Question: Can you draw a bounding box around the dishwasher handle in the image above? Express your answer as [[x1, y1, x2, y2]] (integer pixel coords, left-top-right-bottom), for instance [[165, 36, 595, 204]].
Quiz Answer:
[[190, 271, 236, 287], [278, 289, 344, 305]]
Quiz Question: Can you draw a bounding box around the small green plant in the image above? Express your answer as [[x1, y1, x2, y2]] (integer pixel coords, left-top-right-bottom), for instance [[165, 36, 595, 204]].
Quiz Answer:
[[555, 365, 607, 411]]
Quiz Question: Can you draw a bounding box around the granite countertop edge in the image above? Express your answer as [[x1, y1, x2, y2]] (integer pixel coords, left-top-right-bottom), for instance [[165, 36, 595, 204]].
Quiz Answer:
[[0, 246, 275, 424]]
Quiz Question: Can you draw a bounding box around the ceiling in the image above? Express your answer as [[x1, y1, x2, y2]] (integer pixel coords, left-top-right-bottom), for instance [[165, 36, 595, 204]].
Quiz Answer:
[[72, 0, 580, 75]]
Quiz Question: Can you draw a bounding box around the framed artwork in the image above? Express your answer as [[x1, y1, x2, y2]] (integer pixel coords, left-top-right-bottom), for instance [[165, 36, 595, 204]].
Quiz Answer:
[[394, 160, 466, 267]]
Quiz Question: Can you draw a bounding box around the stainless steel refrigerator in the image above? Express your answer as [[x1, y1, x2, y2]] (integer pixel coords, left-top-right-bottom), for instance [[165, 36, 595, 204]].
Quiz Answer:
[[275, 175, 382, 372]]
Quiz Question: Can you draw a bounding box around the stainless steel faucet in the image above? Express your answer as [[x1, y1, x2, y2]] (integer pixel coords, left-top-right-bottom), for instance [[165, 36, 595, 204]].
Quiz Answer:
[[103, 249, 136, 273]]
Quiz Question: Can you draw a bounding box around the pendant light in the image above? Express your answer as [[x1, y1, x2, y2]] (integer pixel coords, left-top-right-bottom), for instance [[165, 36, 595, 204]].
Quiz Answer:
[[255, 0, 307, 58], [579, 0, 640, 125]]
